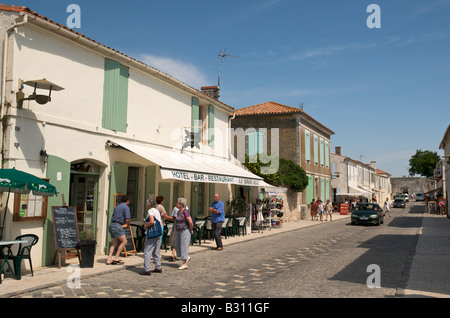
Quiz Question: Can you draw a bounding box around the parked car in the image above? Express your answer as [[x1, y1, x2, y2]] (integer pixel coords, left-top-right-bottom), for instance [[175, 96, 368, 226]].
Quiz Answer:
[[416, 193, 425, 201], [404, 194, 409, 202], [351, 203, 384, 226], [393, 199, 406, 208]]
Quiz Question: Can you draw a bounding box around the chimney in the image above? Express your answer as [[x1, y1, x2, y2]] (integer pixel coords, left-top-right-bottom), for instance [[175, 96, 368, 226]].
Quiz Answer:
[[370, 161, 376, 169], [335, 146, 341, 155], [201, 86, 220, 99]]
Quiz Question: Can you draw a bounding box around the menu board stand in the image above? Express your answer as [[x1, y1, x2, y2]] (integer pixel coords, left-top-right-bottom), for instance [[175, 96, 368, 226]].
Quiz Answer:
[[51, 206, 81, 269]]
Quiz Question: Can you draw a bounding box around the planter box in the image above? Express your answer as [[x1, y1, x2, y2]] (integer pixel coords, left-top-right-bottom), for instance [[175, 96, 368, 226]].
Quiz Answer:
[[79, 240, 96, 268]]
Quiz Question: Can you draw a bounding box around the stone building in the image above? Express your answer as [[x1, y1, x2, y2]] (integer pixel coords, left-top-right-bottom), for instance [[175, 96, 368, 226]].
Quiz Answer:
[[390, 177, 435, 198], [230, 101, 334, 221]]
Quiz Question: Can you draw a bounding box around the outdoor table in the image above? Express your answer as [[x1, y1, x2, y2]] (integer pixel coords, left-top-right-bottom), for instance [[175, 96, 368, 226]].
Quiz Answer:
[[0, 240, 27, 283]]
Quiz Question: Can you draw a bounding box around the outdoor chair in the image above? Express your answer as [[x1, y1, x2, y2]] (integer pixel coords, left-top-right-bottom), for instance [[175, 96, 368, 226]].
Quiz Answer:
[[236, 217, 247, 236], [130, 224, 146, 252], [221, 218, 229, 239], [204, 219, 213, 241], [191, 220, 205, 245], [13, 234, 39, 277], [163, 222, 173, 251], [228, 218, 235, 237]]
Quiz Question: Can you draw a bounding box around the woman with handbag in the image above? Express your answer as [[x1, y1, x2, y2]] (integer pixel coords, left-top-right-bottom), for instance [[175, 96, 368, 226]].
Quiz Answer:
[[141, 199, 163, 276], [175, 197, 194, 270]]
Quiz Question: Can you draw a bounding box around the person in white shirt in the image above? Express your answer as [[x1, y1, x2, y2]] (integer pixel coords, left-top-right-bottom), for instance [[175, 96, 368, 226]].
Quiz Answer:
[[384, 198, 390, 217], [141, 199, 163, 275]]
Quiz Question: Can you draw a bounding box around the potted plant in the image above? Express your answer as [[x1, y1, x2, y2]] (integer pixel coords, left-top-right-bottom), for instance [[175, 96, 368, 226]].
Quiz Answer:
[[78, 230, 96, 268]]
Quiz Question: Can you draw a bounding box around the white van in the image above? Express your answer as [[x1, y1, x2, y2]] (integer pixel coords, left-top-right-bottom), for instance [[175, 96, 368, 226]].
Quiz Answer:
[[416, 193, 425, 201]]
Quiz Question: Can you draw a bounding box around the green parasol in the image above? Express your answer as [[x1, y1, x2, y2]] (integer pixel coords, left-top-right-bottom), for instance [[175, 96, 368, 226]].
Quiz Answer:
[[0, 168, 57, 239]]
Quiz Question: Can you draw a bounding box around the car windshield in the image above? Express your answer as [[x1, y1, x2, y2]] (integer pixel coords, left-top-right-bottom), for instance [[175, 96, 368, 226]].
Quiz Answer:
[[356, 204, 379, 210], [394, 199, 404, 202]]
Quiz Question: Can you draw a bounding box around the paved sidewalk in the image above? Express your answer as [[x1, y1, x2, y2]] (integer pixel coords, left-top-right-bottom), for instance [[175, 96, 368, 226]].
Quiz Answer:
[[401, 212, 450, 298], [0, 213, 349, 297]]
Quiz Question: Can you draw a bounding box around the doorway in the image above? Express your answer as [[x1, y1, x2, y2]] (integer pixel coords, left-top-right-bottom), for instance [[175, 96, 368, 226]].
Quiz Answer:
[[70, 161, 100, 236]]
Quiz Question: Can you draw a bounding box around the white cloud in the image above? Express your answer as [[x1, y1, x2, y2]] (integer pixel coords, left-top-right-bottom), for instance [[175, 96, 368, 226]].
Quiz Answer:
[[139, 54, 208, 89]]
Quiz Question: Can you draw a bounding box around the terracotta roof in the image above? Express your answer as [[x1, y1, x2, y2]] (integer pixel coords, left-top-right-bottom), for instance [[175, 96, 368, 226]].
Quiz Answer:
[[376, 169, 391, 176], [0, 4, 234, 111], [235, 101, 302, 116], [234, 101, 335, 135]]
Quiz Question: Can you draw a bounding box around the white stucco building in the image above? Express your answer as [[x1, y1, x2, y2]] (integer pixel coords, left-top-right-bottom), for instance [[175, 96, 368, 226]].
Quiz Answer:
[[331, 147, 391, 205], [0, 5, 263, 267]]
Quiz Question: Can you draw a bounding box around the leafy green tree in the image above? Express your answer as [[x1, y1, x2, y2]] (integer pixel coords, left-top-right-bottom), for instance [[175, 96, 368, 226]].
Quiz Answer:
[[244, 155, 308, 192], [408, 150, 441, 178]]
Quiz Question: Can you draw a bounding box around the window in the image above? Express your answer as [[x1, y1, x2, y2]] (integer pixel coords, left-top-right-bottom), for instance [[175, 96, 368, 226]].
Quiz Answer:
[[208, 104, 215, 148], [247, 130, 263, 157], [320, 138, 324, 166], [325, 141, 329, 167], [102, 58, 129, 132], [305, 130, 311, 161], [314, 135, 319, 164]]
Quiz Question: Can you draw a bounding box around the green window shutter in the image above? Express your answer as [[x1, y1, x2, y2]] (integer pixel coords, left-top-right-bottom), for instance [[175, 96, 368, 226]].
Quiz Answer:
[[326, 179, 330, 201], [247, 131, 257, 157], [321, 178, 325, 200], [325, 141, 329, 167], [102, 58, 129, 132], [208, 104, 215, 147], [307, 175, 314, 202], [257, 131, 264, 154], [320, 139, 324, 166], [305, 131, 311, 161], [191, 97, 200, 133], [314, 135, 319, 164]]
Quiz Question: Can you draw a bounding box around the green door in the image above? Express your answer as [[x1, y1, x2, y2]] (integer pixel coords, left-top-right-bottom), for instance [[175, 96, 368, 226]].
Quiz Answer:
[[105, 162, 128, 253], [44, 155, 70, 266]]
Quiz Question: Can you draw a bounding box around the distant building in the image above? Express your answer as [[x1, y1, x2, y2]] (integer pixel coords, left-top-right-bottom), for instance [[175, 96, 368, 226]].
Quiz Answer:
[[331, 147, 391, 205]]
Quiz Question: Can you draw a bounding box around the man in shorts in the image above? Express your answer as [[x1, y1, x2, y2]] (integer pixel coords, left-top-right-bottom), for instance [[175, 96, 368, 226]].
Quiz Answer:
[[107, 195, 131, 265]]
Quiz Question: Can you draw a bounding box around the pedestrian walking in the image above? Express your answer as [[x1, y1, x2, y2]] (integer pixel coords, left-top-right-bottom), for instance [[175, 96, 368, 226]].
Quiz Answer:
[[325, 199, 333, 221], [168, 203, 179, 262], [314, 198, 320, 221], [107, 195, 130, 265], [141, 199, 163, 275], [155, 196, 175, 246], [208, 193, 225, 250], [310, 199, 316, 221], [384, 198, 390, 217], [175, 197, 193, 270], [318, 199, 324, 222]]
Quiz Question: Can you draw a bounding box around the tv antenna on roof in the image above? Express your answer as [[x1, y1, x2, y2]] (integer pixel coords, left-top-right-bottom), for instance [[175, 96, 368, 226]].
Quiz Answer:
[[218, 48, 238, 88]]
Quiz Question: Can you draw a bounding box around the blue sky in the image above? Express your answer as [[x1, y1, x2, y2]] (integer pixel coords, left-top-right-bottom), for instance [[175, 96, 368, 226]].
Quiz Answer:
[[13, 0, 450, 177]]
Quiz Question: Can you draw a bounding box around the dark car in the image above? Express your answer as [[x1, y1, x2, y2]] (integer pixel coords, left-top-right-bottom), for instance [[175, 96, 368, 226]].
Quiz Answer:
[[393, 199, 406, 208], [351, 203, 384, 226]]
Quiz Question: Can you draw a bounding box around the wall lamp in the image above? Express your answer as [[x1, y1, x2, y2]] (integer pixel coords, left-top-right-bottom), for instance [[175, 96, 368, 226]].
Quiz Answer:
[[16, 78, 64, 108], [40, 149, 48, 163]]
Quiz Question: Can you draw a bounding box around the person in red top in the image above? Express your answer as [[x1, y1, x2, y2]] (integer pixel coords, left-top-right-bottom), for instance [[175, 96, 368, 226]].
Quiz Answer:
[[310, 199, 316, 221]]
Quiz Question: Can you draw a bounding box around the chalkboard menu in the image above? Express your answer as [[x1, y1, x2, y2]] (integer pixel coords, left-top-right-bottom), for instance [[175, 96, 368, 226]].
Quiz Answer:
[[52, 206, 79, 250], [122, 225, 137, 256], [428, 201, 436, 214]]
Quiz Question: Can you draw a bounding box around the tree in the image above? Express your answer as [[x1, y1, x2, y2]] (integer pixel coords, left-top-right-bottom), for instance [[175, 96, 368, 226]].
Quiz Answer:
[[244, 155, 308, 192], [408, 150, 440, 178]]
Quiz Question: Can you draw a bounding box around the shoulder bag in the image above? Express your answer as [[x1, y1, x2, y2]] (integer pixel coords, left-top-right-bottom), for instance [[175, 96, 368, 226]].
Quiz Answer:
[[146, 216, 163, 239]]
